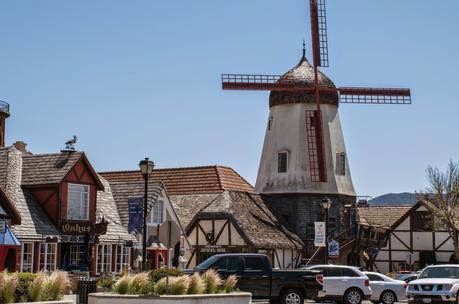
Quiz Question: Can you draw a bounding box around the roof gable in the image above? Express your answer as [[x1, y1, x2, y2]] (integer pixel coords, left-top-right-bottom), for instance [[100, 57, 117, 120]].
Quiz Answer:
[[0, 187, 21, 225], [100, 165, 254, 195], [358, 205, 414, 229], [21, 152, 104, 190]]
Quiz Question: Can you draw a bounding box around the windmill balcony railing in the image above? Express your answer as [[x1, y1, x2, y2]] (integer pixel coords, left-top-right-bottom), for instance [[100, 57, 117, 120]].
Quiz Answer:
[[0, 100, 9, 115], [222, 74, 281, 84]]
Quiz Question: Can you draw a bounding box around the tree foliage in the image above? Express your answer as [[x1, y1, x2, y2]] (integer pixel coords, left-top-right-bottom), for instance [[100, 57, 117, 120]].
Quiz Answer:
[[418, 160, 459, 261]]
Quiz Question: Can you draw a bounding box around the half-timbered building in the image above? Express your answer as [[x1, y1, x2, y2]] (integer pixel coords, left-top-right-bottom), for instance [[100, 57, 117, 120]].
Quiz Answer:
[[101, 166, 303, 269], [0, 144, 137, 275], [359, 203, 455, 274]]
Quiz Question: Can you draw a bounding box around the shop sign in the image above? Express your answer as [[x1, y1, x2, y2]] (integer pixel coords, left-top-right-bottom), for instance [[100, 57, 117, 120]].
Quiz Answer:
[[0, 220, 5, 234], [314, 222, 326, 247], [202, 245, 226, 253], [60, 222, 93, 235], [328, 240, 340, 257]]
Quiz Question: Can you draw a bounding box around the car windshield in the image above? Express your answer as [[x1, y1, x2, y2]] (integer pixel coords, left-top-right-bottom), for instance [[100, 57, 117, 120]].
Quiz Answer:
[[195, 255, 220, 270], [419, 267, 459, 279]]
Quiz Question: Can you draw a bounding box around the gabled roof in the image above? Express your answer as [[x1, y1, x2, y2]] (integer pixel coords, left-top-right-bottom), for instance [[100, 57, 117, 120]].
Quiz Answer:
[[108, 179, 164, 226], [0, 187, 21, 225], [358, 205, 413, 229], [100, 165, 254, 195], [182, 191, 303, 250], [21, 152, 104, 190]]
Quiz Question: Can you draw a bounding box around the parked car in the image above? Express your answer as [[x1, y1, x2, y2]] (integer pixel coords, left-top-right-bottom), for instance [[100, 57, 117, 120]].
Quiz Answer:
[[364, 271, 407, 304], [396, 273, 419, 283], [186, 253, 323, 304], [406, 264, 459, 304], [306, 265, 372, 304]]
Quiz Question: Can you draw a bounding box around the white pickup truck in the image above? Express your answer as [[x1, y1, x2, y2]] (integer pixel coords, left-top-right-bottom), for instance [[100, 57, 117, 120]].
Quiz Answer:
[[406, 265, 459, 304]]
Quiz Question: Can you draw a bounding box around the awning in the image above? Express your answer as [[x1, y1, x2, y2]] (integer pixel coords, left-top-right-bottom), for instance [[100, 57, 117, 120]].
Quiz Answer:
[[0, 225, 21, 246]]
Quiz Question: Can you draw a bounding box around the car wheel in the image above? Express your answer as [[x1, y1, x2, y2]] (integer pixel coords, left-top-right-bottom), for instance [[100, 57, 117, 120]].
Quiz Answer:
[[380, 291, 396, 304], [281, 289, 304, 304], [344, 288, 363, 304]]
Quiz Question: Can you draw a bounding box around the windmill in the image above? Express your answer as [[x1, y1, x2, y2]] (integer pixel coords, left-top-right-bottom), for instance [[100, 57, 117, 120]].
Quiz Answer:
[[220, 1, 412, 254], [221, 0, 410, 187]]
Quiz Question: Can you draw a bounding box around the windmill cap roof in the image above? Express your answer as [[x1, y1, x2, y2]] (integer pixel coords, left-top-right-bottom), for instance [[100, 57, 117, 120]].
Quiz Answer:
[[269, 55, 339, 108]]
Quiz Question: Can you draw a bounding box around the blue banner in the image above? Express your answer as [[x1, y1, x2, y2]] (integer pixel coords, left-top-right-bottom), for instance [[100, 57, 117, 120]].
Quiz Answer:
[[128, 197, 143, 234]]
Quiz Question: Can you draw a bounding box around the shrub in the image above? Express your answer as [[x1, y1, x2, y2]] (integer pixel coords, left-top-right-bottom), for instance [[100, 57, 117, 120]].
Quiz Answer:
[[128, 273, 153, 295], [98, 276, 116, 290], [28, 273, 47, 302], [202, 269, 222, 294], [154, 276, 171, 295], [113, 274, 132, 295], [169, 275, 190, 295], [3, 272, 18, 303], [41, 271, 70, 301], [16, 272, 38, 302], [149, 268, 183, 283], [223, 274, 238, 293], [187, 272, 205, 294]]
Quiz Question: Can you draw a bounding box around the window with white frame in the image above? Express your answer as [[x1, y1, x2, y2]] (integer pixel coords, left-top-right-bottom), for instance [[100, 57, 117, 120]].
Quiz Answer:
[[67, 183, 90, 221], [39, 243, 57, 272], [151, 200, 164, 225], [97, 244, 112, 274], [115, 245, 131, 273], [69, 245, 82, 268], [21, 242, 34, 272]]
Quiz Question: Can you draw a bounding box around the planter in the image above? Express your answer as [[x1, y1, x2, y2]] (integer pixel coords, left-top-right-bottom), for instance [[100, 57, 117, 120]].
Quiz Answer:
[[13, 301, 73, 304], [88, 292, 252, 304]]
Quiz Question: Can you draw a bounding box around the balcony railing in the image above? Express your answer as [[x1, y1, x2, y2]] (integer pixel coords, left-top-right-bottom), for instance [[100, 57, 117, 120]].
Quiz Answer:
[[0, 100, 9, 115]]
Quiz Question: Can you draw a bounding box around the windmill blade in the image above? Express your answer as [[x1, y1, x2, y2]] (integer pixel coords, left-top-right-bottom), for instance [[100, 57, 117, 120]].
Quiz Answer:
[[310, 0, 329, 67], [222, 74, 316, 92], [338, 87, 411, 104]]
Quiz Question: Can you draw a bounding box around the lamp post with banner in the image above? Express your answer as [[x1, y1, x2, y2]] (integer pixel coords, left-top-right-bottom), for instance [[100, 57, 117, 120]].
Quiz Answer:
[[322, 198, 332, 264], [138, 157, 155, 271]]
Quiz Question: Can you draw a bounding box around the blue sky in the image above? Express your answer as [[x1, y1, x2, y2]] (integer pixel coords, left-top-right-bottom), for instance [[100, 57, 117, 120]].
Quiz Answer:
[[1, 0, 458, 197]]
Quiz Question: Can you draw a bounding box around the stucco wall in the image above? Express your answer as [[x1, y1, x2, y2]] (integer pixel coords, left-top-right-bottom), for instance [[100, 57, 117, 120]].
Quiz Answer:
[[88, 292, 252, 304]]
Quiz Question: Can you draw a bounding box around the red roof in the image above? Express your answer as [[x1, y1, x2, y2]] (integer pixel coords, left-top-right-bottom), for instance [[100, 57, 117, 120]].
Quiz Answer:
[[99, 165, 254, 195]]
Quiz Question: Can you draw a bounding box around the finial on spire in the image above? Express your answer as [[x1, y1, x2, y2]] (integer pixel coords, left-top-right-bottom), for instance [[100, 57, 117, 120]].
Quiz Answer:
[[302, 39, 306, 57]]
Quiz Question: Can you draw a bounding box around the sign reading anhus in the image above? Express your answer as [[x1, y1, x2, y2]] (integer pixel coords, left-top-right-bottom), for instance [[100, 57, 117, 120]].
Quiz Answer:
[[60, 222, 93, 235]]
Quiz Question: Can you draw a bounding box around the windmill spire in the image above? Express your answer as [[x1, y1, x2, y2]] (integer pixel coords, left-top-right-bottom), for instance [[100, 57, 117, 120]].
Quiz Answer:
[[302, 39, 306, 58]]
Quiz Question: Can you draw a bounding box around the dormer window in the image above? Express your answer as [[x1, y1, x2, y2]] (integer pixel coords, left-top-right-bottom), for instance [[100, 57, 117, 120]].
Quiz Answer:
[[150, 200, 165, 225], [278, 151, 288, 173], [67, 183, 90, 221]]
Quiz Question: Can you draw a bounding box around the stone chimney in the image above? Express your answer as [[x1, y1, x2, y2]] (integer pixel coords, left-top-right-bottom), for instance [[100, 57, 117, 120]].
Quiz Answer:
[[12, 141, 31, 155]]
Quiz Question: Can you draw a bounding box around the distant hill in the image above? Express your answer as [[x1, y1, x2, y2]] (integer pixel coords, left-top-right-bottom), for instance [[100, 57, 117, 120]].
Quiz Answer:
[[368, 192, 417, 206]]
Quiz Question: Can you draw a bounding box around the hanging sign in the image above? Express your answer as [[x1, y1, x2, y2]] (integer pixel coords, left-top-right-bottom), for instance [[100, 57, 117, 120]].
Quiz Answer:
[[314, 222, 326, 247], [60, 222, 93, 235], [329, 240, 340, 257], [128, 197, 143, 234]]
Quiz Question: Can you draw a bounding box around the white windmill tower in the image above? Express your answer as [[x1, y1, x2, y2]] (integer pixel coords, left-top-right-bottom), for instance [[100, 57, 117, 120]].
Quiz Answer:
[[220, 0, 411, 260]]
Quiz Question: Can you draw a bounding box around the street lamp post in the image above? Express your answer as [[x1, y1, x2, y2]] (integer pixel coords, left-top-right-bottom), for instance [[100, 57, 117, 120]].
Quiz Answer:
[[322, 198, 332, 265], [139, 157, 155, 271]]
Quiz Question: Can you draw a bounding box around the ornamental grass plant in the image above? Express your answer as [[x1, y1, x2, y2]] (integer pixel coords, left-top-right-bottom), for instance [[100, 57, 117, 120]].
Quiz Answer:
[[202, 269, 223, 294], [2, 271, 18, 303], [169, 275, 190, 295], [41, 270, 70, 301], [187, 272, 206, 295], [113, 274, 132, 295], [223, 274, 238, 293], [127, 272, 153, 295], [154, 276, 170, 295], [27, 273, 47, 302]]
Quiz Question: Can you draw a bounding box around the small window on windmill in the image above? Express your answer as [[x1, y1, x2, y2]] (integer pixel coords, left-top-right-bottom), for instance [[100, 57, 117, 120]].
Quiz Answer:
[[278, 151, 288, 173], [268, 116, 273, 131], [336, 153, 346, 176]]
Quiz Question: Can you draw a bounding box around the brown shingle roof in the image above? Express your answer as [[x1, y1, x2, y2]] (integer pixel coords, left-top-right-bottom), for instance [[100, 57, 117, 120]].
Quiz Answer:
[[100, 165, 254, 195], [184, 191, 303, 250], [358, 206, 412, 229], [21, 152, 84, 186]]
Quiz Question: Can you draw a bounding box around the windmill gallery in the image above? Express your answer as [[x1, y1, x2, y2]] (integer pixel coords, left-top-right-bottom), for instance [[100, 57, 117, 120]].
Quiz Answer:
[[2, 1, 442, 276]]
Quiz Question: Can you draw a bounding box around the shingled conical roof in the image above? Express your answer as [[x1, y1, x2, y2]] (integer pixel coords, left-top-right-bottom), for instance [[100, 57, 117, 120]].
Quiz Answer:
[[269, 54, 339, 107]]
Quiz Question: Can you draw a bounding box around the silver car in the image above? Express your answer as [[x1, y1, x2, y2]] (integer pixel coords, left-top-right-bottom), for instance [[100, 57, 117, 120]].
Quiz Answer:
[[364, 272, 407, 304]]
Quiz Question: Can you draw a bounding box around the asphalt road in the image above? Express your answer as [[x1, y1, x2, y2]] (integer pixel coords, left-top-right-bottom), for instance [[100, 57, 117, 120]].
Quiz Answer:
[[258, 301, 407, 304]]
